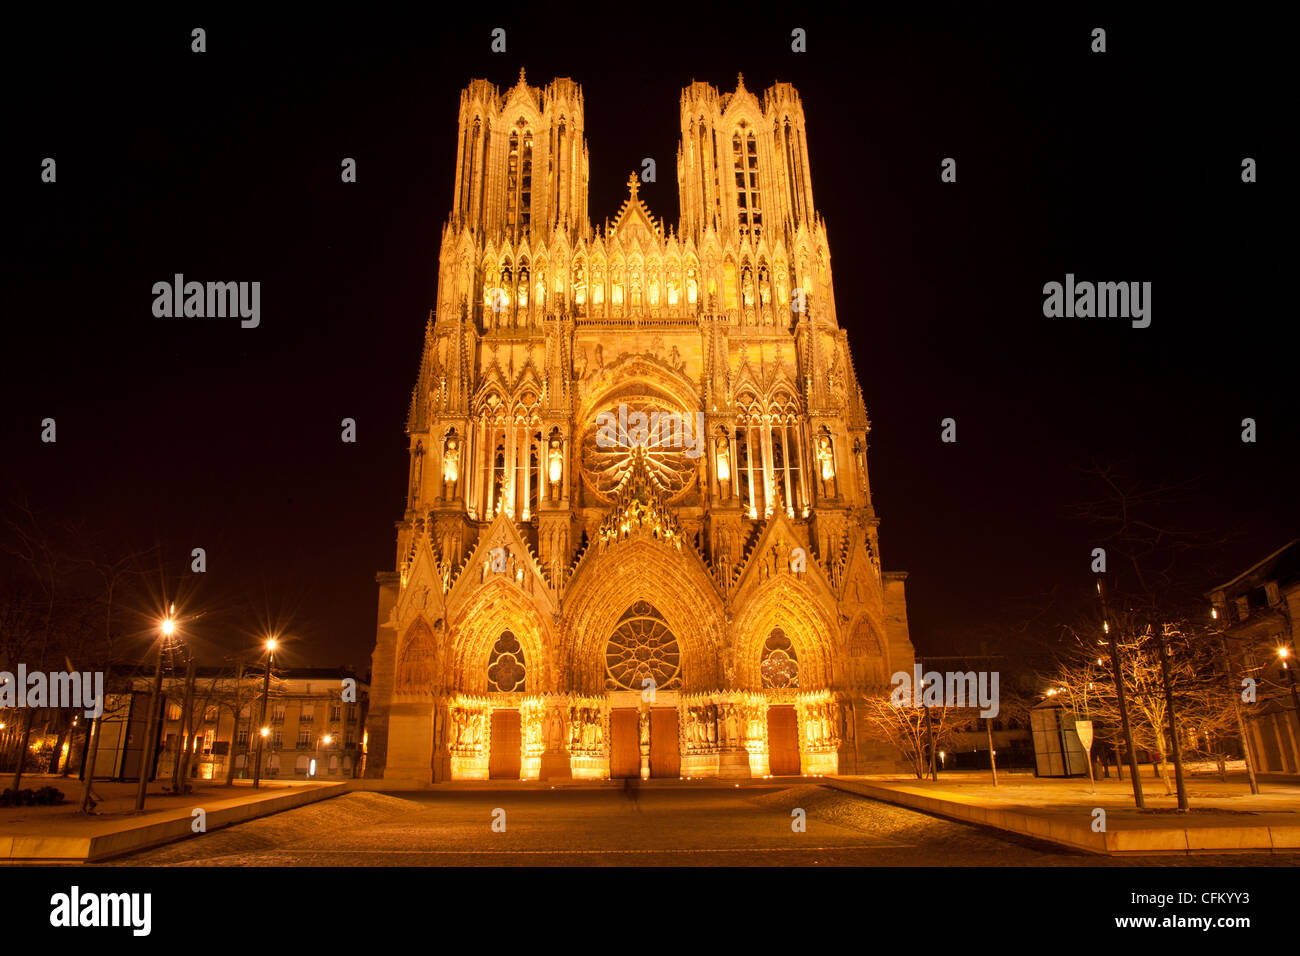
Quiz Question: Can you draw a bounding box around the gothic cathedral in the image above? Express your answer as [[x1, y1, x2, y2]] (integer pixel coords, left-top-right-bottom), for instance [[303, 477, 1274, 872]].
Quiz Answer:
[[366, 72, 916, 783]]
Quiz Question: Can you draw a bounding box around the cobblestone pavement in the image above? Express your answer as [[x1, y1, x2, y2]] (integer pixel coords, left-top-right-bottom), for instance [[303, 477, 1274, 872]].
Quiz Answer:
[[108, 784, 1300, 866]]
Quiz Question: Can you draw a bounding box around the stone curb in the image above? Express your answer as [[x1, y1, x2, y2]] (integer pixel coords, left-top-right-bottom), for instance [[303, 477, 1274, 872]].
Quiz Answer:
[[0, 783, 349, 863], [825, 778, 1300, 856]]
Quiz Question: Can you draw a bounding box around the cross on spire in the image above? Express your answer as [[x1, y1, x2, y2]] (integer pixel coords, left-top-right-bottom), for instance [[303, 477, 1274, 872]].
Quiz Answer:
[[627, 172, 640, 200]]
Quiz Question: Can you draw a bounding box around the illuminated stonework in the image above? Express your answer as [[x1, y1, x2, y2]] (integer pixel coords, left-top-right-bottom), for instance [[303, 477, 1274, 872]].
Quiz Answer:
[[367, 72, 916, 783]]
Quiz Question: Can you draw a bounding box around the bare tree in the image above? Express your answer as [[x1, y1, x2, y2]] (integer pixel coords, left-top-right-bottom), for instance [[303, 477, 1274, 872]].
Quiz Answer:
[[858, 695, 979, 779], [1046, 618, 1239, 795]]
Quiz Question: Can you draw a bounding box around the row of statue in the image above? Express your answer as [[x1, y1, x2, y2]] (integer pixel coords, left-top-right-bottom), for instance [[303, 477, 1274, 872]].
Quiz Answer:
[[444, 698, 839, 756]]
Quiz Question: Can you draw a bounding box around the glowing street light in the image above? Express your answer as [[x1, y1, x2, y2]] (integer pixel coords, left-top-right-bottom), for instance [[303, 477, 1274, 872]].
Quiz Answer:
[[136, 604, 179, 812], [253, 636, 279, 789], [1279, 647, 1300, 740]]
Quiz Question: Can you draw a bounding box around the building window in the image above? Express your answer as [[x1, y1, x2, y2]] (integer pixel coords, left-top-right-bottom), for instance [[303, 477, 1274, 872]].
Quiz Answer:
[[605, 602, 681, 691], [300, 704, 314, 724], [166, 702, 182, 721], [272, 730, 284, 749], [507, 126, 533, 240], [272, 704, 286, 724], [487, 631, 526, 692], [237, 727, 249, 745], [761, 628, 799, 689], [733, 129, 761, 239], [297, 729, 314, 749], [330, 704, 341, 722]]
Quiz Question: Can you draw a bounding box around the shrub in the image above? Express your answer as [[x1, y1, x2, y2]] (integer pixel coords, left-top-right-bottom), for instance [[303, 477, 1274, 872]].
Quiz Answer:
[[0, 786, 66, 807]]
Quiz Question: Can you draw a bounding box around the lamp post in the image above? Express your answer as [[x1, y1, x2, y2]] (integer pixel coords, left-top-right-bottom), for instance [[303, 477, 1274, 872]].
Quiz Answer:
[[1154, 624, 1189, 811], [1280, 647, 1300, 771], [135, 608, 175, 812], [252, 637, 277, 788], [1211, 607, 1259, 794], [1096, 577, 1145, 808]]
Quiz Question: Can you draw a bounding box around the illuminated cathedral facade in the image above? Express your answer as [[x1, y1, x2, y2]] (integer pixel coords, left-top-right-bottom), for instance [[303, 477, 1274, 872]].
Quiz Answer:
[[365, 71, 916, 782]]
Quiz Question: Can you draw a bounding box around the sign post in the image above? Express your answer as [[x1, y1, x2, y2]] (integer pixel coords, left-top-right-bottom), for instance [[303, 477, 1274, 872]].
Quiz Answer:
[[1075, 719, 1096, 794]]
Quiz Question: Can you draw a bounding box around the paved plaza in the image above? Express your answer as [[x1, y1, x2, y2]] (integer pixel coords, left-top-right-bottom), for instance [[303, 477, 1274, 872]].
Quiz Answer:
[[105, 783, 1300, 867]]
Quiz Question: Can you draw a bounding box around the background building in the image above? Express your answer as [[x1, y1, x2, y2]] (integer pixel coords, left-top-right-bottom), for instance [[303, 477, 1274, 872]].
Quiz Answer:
[[78, 667, 369, 783], [1208, 539, 1300, 776]]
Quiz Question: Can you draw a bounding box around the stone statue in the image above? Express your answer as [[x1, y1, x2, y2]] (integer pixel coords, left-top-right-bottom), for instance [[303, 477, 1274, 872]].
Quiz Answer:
[[442, 435, 460, 499], [411, 441, 424, 501], [816, 436, 835, 495]]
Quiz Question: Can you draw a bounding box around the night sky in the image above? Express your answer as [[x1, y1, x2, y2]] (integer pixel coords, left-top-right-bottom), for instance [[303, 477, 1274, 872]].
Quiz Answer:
[[5, 10, 1291, 671]]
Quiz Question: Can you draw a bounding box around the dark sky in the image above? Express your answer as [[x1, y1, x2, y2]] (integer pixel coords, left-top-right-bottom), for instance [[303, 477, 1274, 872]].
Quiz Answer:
[[4, 10, 1292, 671]]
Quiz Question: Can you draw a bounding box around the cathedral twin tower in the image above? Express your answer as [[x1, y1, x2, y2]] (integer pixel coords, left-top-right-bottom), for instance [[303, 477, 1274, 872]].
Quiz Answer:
[[366, 70, 915, 783]]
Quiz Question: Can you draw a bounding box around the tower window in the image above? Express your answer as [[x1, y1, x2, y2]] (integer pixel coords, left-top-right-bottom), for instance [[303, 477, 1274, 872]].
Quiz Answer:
[[733, 130, 761, 239], [507, 126, 533, 240]]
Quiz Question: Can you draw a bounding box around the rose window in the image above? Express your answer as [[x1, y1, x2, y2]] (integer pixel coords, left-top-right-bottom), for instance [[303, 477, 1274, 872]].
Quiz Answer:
[[581, 393, 699, 503], [605, 601, 681, 691]]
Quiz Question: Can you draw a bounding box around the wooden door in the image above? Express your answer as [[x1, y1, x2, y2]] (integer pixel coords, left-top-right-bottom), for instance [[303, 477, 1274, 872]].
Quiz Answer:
[[649, 708, 681, 778], [609, 708, 640, 778], [488, 709, 522, 779], [767, 705, 801, 775]]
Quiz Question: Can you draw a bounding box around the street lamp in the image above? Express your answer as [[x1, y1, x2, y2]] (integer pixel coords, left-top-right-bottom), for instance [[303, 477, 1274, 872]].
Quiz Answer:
[[1208, 605, 1260, 794], [1280, 647, 1300, 753], [135, 606, 176, 811], [252, 637, 277, 789], [1096, 577, 1145, 808]]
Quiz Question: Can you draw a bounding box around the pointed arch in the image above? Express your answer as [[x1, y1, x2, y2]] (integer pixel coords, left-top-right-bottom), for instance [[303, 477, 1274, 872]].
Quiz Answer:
[[732, 577, 837, 690], [564, 538, 722, 695], [395, 616, 438, 696], [446, 577, 549, 694]]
